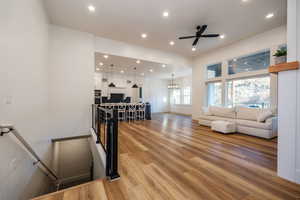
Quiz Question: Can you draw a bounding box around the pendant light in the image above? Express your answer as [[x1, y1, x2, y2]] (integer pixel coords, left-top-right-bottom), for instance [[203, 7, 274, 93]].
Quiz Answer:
[[108, 64, 116, 88], [132, 67, 139, 88], [168, 73, 179, 89]]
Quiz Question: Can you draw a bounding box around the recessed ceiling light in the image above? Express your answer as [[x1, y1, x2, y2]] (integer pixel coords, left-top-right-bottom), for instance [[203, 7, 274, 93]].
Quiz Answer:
[[169, 41, 175, 46], [88, 5, 96, 12], [103, 55, 109, 59], [136, 60, 141, 64], [149, 69, 153, 72], [242, 0, 249, 2], [220, 34, 225, 39], [99, 62, 104, 66], [163, 11, 169, 17], [265, 13, 274, 19], [141, 33, 147, 39], [120, 70, 124, 73], [192, 47, 196, 51], [162, 64, 166, 68], [96, 68, 100, 71], [141, 73, 145, 76]]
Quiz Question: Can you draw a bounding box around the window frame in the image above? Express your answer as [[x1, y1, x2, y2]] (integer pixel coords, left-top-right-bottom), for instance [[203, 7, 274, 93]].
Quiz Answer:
[[182, 86, 191, 105], [206, 62, 222, 80], [225, 75, 271, 108], [227, 49, 271, 76], [171, 88, 181, 105], [206, 81, 223, 107], [204, 48, 274, 108]]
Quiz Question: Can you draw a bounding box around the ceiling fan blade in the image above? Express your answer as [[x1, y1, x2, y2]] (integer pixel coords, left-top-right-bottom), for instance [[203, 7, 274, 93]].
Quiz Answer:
[[178, 36, 196, 39], [201, 34, 220, 38], [197, 25, 208, 35], [192, 38, 199, 46]]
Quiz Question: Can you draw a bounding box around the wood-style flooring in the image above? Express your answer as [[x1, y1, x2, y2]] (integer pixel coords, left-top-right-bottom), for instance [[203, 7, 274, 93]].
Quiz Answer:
[[33, 113, 300, 200]]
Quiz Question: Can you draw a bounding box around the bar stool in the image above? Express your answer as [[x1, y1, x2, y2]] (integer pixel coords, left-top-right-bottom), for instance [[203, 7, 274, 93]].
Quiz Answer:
[[118, 103, 126, 121], [126, 104, 136, 122], [104, 104, 114, 121], [136, 103, 146, 120]]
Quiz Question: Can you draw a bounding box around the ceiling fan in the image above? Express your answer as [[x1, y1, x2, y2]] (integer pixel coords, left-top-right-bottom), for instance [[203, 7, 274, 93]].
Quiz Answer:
[[178, 25, 220, 46]]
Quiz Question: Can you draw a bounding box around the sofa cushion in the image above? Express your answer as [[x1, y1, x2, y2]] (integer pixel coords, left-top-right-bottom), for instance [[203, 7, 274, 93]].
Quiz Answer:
[[257, 109, 273, 122], [236, 119, 271, 130], [209, 106, 236, 118], [198, 115, 236, 122], [236, 106, 260, 121], [202, 107, 212, 116]]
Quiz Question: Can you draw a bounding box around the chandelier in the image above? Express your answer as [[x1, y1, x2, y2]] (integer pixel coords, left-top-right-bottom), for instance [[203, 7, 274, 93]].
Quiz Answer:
[[168, 73, 179, 89]]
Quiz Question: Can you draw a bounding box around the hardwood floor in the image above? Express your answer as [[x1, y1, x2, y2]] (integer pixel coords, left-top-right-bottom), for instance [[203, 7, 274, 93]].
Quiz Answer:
[[103, 113, 300, 200], [33, 113, 300, 200]]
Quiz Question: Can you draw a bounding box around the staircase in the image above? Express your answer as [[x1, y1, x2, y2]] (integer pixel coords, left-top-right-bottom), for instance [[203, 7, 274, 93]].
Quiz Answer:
[[31, 179, 108, 200], [0, 105, 120, 199]]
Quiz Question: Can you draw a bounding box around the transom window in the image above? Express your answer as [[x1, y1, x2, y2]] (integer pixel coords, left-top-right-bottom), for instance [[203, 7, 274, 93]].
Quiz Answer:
[[228, 50, 270, 75], [207, 63, 222, 79]]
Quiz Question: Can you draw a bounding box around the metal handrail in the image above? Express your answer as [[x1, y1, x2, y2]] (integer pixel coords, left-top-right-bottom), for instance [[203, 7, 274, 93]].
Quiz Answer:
[[0, 125, 59, 180]]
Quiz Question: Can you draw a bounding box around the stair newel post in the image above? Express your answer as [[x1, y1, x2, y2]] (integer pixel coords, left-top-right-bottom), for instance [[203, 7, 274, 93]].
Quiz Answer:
[[106, 108, 120, 180]]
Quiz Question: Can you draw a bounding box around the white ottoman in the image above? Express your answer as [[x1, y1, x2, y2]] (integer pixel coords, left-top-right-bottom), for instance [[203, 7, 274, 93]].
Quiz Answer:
[[211, 121, 236, 134]]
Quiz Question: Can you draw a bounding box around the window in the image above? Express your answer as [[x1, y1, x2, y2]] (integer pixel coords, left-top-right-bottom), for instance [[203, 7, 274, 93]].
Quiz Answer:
[[226, 76, 270, 108], [171, 89, 181, 104], [207, 82, 222, 106], [207, 63, 222, 79], [228, 50, 270, 75], [183, 87, 191, 104]]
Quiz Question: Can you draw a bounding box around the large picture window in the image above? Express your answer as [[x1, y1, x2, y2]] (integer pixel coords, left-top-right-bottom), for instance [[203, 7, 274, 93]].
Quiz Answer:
[[228, 50, 270, 75], [226, 76, 270, 108], [207, 82, 222, 106]]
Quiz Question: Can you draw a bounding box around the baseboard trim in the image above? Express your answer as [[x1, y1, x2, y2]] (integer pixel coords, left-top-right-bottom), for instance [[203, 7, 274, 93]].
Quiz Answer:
[[295, 169, 300, 184]]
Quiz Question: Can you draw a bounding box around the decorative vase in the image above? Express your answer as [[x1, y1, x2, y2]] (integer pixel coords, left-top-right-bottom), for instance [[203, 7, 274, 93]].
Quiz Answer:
[[275, 56, 287, 65]]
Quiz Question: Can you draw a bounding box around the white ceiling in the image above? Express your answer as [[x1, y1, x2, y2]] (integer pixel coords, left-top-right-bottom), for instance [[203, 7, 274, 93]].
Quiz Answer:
[[45, 0, 286, 57], [95, 53, 191, 79]]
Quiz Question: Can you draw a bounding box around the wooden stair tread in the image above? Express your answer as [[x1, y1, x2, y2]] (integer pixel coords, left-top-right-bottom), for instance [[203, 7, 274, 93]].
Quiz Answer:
[[31, 179, 108, 200]]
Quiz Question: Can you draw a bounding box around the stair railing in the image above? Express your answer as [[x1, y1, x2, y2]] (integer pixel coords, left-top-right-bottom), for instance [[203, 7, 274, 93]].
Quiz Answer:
[[92, 104, 120, 181], [0, 125, 59, 183]]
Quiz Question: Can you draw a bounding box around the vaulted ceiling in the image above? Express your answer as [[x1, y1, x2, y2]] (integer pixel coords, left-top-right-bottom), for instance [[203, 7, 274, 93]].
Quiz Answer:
[[45, 0, 287, 58]]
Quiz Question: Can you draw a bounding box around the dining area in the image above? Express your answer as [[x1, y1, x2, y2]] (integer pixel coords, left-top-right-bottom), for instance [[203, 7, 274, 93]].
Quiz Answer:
[[97, 102, 151, 122]]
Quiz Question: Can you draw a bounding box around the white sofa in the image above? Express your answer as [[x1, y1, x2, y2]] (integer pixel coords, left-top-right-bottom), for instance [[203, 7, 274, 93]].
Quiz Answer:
[[198, 106, 278, 139]]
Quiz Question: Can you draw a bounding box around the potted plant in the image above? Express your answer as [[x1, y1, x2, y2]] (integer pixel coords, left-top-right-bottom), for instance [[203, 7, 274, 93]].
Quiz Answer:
[[273, 48, 287, 64]]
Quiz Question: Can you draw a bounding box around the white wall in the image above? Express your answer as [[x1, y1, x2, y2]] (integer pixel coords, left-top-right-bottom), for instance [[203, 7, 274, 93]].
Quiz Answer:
[[277, 0, 300, 184], [192, 26, 287, 119], [0, 0, 52, 199], [169, 75, 193, 115], [56, 139, 92, 182], [48, 25, 95, 139], [94, 73, 169, 113], [94, 36, 193, 77]]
